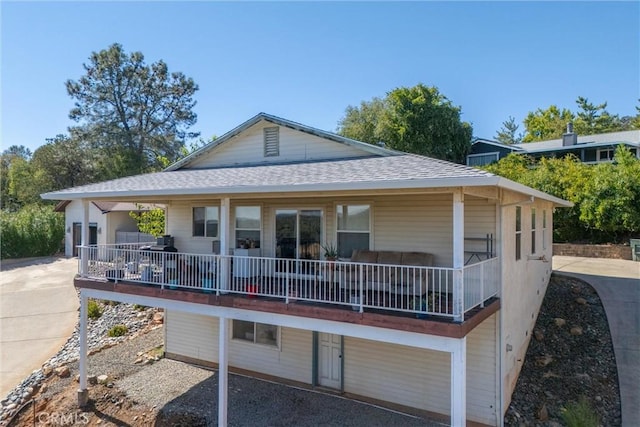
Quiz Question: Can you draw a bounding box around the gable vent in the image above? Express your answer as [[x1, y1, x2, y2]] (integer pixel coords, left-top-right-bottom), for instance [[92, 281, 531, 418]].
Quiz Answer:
[[264, 127, 280, 157]]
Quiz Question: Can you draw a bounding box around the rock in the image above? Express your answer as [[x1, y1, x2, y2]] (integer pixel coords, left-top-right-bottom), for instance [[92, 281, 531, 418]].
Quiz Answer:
[[5, 403, 16, 411], [97, 374, 109, 385], [570, 326, 583, 336], [134, 357, 143, 364], [88, 375, 98, 385], [534, 329, 544, 341], [576, 297, 587, 305], [596, 395, 602, 402], [152, 312, 164, 324], [42, 366, 53, 377], [543, 371, 559, 379], [55, 366, 70, 378], [537, 404, 549, 421], [535, 355, 554, 367], [576, 373, 590, 380], [40, 383, 48, 393], [554, 317, 566, 327], [133, 416, 138, 421]]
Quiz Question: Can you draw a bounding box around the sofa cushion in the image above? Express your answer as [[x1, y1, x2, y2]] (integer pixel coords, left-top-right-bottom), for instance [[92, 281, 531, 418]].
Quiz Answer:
[[376, 251, 403, 265], [401, 252, 433, 267]]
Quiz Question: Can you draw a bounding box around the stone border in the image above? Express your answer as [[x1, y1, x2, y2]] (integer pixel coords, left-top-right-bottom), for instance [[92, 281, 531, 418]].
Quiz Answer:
[[553, 243, 631, 260]]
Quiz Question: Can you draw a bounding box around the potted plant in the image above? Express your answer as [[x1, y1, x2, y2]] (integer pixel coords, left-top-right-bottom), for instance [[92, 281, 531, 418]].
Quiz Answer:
[[322, 242, 339, 261]]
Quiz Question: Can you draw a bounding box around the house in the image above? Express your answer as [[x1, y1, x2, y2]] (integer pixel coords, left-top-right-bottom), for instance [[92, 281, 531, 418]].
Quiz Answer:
[[55, 200, 157, 257], [467, 126, 640, 167], [41, 113, 571, 426]]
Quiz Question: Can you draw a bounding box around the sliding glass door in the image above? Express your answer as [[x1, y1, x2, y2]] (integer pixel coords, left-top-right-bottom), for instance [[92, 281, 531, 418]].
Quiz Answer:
[[275, 209, 322, 275]]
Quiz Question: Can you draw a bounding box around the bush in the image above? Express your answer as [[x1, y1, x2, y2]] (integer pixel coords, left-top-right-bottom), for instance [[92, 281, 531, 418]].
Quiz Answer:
[[87, 299, 103, 320], [0, 204, 64, 259], [561, 396, 600, 427], [107, 324, 128, 337]]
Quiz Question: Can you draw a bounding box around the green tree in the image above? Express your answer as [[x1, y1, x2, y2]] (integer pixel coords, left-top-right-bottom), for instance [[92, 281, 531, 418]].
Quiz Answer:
[[495, 116, 523, 145], [580, 146, 640, 240], [522, 105, 574, 142], [129, 205, 165, 237], [66, 43, 199, 178], [573, 97, 618, 135], [31, 134, 98, 192], [1, 145, 32, 210], [337, 84, 473, 163]]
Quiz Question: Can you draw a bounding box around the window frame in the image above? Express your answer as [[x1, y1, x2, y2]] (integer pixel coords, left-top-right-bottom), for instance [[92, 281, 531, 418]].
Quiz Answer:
[[515, 206, 522, 261], [466, 152, 500, 167], [336, 204, 372, 259], [542, 210, 547, 250], [192, 206, 220, 238], [597, 148, 615, 162], [531, 208, 537, 255], [234, 206, 261, 249], [232, 320, 279, 348]]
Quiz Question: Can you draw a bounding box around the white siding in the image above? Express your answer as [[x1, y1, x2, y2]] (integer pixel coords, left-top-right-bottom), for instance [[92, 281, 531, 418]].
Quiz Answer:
[[165, 310, 219, 362], [343, 337, 451, 415], [185, 123, 371, 169], [63, 201, 108, 256], [105, 211, 139, 244], [467, 313, 498, 425], [166, 202, 220, 254], [165, 311, 312, 384], [499, 198, 554, 411]]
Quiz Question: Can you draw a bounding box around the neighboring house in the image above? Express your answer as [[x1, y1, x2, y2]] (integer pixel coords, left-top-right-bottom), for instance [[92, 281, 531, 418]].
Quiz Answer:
[[467, 127, 640, 167], [42, 113, 571, 426], [55, 200, 156, 257]]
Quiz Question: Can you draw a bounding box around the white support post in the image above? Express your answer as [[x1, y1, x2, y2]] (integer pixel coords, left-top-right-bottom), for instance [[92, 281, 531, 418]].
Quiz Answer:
[[80, 199, 90, 276], [450, 337, 467, 427], [78, 291, 89, 407], [218, 316, 229, 427], [453, 190, 464, 322], [220, 198, 230, 293]]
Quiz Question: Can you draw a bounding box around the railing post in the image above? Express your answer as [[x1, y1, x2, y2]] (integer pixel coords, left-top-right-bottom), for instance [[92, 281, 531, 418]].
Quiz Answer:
[[285, 260, 290, 304], [480, 263, 485, 308], [453, 268, 464, 321], [80, 246, 88, 277], [359, 264, 364, 313]]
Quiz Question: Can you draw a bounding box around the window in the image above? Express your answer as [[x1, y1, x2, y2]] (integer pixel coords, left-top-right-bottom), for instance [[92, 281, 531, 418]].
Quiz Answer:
[[232, 320, 278, 347], [542, 210, 547, 250], [235, 206, 261, 248], [193, 207, 219, 238], [597, 148, 615, 162], [531, 208, 536, 254], [466, 152, 499, 167], [264, 127, 279, 157], [515, 206, 522, 261], [336, 204, 370, 258]]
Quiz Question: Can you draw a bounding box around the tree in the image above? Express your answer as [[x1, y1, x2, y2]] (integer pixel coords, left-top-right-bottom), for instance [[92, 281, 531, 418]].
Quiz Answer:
[[573, 97, 617, 135], [66, 43, 199, 178], [31, 134, 98, 192], [1, 145, 32, 210], [129, 205, 165, 237], [522, 105, 574, 142], [337, 84, 473, 163], [495, 116, 523, 145]]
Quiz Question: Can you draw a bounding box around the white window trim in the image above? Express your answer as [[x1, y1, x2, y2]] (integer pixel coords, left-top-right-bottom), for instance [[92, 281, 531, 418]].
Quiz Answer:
[[335, 203, 373, 259], [192, 205, 221, 239], [531, 207, 537, 255], [542, 210, 547, 250], [597, 148, 615, 162], [231, 320, 280, 349], [515, 206, 522, 261], [234, 205, 262, 249]]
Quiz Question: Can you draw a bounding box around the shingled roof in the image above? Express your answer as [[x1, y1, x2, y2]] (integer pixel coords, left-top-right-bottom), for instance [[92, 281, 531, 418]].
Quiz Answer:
[[41, 153, 570, 206]]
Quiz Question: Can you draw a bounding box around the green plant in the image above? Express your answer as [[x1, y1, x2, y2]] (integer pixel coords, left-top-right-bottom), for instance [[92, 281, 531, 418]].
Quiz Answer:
[[0, 204, 65, 259], [87, 299, 103, 320], [107, 324, 128, 337], [133, 304, 148, 311], [561, 396, 600, 427], [322, 242, 339, 260]]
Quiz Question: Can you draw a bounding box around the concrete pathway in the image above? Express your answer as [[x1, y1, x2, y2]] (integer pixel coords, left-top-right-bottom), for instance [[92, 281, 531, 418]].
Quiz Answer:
[[553, 256, 639, 427], [0, 257, 79, 398]]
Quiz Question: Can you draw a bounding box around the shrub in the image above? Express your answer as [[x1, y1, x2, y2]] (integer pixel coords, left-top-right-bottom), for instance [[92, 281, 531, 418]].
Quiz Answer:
[[87, 300, 103, 320], [0, 204, 64, 259], [107, 324, 128, 337], [133, 304, 148, 311], [561, 396, 600, 427]]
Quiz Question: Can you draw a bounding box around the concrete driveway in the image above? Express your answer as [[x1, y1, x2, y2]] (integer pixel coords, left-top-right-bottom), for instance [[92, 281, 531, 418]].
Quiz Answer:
[[553, 256, 640, 427], [0, 257, 79, 398]]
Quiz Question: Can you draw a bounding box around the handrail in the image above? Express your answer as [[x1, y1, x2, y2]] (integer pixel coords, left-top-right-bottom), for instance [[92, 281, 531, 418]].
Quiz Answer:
[[78, 245, 499, 319]]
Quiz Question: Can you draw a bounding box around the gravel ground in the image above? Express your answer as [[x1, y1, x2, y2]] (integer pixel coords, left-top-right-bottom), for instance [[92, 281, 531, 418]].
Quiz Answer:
[[504, 274, 621, 426], [120, 359, 442, 427]]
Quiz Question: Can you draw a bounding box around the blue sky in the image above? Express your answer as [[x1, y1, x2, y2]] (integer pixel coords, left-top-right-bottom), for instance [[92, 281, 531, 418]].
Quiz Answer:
[[2, 1, 639, 153]]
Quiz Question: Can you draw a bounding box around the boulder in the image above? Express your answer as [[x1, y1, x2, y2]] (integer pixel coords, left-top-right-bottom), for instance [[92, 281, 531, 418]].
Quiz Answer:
[[55, 366, 70, 378], [570, 326, 583, 336], [554, 318, 566, 327]]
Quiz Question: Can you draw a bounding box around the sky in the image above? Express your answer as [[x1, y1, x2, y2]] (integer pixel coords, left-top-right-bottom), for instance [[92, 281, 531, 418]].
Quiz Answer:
[[1, 1, 639, 154]]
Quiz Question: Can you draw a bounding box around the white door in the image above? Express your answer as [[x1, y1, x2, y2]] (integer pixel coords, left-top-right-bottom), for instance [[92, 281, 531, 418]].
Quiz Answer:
[[318, 333, 342, 389]]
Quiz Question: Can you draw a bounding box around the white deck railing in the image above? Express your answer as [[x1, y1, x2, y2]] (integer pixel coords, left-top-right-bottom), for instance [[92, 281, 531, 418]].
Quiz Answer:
[[78, 246, 499, 320]]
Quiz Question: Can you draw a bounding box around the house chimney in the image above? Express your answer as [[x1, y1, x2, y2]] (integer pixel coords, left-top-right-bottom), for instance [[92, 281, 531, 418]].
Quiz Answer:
[[562, 122, 577, 146]]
